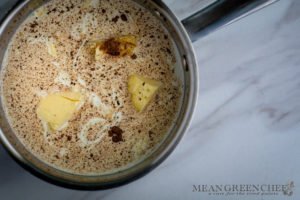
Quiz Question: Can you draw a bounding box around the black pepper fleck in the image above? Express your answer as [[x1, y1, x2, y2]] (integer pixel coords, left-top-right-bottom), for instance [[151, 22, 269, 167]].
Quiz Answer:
[[112, 16, 119, 23], [131, 54, 137, 59], [108, 126, 124, 143], [120, 14, 128, 21]]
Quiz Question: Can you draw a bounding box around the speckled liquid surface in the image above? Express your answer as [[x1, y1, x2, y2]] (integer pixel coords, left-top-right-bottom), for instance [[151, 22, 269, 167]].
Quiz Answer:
[[1, 0, 181, 174]]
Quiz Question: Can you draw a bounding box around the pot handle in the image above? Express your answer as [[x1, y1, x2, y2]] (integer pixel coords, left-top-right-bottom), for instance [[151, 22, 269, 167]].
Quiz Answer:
[[182, 0, 279, 42]]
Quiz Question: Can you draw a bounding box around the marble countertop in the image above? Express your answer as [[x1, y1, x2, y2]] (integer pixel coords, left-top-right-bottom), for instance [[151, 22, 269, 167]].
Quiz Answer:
[[1, 0, 300, 199]]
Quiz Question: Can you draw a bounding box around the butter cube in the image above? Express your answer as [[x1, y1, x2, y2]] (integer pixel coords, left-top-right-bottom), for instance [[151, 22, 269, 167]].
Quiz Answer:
[[113, 35, 137, 56], [34, 7, 46, 18], [93, 35, 137, 60], [128, 74, 161, 112], [46, 41, 57, 58], [95, 45, 104, 61], [36, 92, 82, 130]]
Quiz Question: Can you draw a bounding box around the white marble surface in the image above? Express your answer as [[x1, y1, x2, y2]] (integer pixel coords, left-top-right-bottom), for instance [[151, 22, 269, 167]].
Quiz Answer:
[[1, 0, 300, 199]]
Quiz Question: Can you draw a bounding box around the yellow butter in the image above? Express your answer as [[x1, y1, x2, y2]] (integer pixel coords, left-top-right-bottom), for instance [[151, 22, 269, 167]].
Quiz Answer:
[[36, 92, 82, 130], [34, 7, 46, 18], [46, 41, 57, 58], [94, 35, 137, 60], [128, 74, 161, 112]]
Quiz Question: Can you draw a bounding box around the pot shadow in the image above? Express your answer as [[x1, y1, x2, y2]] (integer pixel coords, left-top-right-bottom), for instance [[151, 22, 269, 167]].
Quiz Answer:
[[0, 145, 108, 200]]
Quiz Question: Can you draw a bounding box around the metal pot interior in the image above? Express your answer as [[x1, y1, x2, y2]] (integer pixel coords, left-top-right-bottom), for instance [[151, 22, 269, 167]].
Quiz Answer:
[[0, 0, 197, 188]]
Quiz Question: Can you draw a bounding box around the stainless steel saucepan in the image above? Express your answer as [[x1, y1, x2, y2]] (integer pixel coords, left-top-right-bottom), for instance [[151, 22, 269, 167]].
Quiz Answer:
[[0, 0, 278, 189]]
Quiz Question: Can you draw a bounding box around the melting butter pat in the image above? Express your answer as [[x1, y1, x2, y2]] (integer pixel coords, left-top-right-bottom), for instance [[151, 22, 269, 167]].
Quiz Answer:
[[34, 7, 46, 18], [36, 92, 82, 130], [128, 74, 161, 112], [94, 35, 137, 60], [46, 41, 57, 57]]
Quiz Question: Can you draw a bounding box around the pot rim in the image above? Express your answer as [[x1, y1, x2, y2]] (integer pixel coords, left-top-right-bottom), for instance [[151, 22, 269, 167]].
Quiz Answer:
[[0, 0, 198, 189]]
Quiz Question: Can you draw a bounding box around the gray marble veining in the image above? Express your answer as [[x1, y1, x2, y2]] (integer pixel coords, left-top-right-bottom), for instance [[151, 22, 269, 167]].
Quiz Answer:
[[0, 0, 300, 199]]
